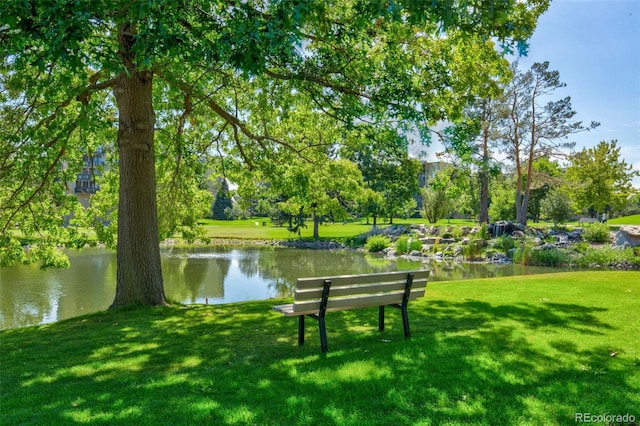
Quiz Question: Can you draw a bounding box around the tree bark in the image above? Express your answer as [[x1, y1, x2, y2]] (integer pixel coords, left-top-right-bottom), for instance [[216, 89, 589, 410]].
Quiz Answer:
[[110, 24, 166, 307]]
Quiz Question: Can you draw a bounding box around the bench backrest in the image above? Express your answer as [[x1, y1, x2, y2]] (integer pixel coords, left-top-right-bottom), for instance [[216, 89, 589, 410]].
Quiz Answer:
[[292, 270, 429, 315]]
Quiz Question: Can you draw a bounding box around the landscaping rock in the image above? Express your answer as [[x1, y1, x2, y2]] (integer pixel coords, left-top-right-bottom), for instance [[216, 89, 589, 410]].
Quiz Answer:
[[612, 226, 640, 248]]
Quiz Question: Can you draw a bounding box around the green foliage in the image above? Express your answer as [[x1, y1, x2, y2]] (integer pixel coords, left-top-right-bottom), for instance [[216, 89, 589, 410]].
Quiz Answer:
[[494, 234, 516, 253], [567, 141, 639, 214], [488, 177, 516, 222], [364, 235, 391, 252], [31, 243, 70, 269], [395, 236, 422, 254], [581, 223, 611, 244], [463, 239, 484, 261], [421, 185, 452, 224], [212, 179, 233, 220], [527, 247, 569, 267], [540, 188, 574, 225], [512, 240, 534, 265], [0, 236, 27, 267], [451, 226, 464, 239], [479, 223, 490, 241], [573, 246, 639, 268]]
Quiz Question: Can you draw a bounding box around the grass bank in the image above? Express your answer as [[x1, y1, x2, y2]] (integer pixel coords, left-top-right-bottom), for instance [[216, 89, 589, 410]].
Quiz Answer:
[[2, 271, 639, 425], [195, 218, 477, 242]]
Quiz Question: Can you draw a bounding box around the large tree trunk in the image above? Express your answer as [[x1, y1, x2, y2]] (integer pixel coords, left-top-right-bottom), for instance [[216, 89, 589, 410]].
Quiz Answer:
[[111, 24, 166, 308], [313, 213, 319, 239]]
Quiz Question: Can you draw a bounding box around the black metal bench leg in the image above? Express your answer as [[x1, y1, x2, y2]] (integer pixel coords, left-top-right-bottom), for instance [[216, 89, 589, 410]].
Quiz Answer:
[[298, 316, 305, 346], [318, 317, 328, 353], [379, 305, 385, 332], [401, 307, 411, 338]]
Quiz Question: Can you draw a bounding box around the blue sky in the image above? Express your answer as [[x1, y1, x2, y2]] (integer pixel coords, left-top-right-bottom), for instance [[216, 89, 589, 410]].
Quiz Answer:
[[519, 0, 640, 187], [419, 0, 640, 187]]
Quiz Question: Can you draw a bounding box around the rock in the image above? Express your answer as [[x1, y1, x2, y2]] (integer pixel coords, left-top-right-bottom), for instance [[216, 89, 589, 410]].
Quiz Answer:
[[536, 243, 557, 250], [612, 226, 640, 247]]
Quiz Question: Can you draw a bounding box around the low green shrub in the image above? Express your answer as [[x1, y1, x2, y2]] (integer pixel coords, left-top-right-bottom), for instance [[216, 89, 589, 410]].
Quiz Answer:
[[479, 223, 490, 240], [463, 239, 484, 261], [528, 247, 570, 267], [581, 223, 610, 243], [451, 226, 464, 239], [573, 246, 639, 268], [494, 235, 515, 253], [364, 235, 391, 252], [513, 240, 533, 265], [571, 241, 590, 254], [395, 236, 423, 254]]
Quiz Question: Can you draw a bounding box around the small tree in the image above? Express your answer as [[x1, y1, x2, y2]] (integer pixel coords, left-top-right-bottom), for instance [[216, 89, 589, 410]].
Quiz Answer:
[[212, 179, 233, 220], [488, 176, 516, 222], [540, 188, 573, 226], [421, 185, 451, 224], [567, 140, 639, 217]]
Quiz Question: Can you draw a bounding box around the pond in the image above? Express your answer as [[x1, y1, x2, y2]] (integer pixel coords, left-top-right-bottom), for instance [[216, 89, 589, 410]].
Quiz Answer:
[[0, 246, 566, 330]]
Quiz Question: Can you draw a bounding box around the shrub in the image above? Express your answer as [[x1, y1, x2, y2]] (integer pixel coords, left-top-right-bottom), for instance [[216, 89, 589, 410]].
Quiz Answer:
[[573, 246, 639, 268], [494, 235, 515, 253], [463, 239, 483, 261], [528, 247, 570, 267], [451, 226, 464, 239], [513, 240, 533, 265], [479, 223, 490, 241], [571, 242, 590, 254], [364, 235, 391, 252], [395, 236, 423, 254], [582, 223, 610, 243]]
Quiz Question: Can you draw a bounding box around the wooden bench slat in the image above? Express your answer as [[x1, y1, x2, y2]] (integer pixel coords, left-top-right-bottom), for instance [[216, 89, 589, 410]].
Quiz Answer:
[[295, 270, 429, 290], [272, 303, 294, 315], [292, 288, 426, 313], [273, 289, 426, 317], [294, 278, 427, 301]]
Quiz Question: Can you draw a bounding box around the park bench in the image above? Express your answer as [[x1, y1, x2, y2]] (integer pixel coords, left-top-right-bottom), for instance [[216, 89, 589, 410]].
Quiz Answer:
[[272, 270, 429, 353], [578, 217, 598, 226]]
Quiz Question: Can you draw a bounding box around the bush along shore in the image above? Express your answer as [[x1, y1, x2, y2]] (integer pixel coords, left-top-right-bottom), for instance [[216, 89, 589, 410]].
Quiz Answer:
[[362, 222, 640, 271]]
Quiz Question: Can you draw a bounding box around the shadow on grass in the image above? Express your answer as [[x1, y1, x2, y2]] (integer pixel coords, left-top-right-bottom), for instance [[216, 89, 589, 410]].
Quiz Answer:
[[2, 297, 638, 425]]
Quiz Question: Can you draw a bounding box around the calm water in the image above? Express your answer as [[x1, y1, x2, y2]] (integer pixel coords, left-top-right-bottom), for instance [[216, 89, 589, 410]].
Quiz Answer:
[[0, 247, 564, 330]]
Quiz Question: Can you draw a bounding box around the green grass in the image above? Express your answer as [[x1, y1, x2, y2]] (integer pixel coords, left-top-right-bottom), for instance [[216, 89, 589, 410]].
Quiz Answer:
[[196, 218, 478, 242], [608, 214, 640, 225], [2, 271, 639, 425]]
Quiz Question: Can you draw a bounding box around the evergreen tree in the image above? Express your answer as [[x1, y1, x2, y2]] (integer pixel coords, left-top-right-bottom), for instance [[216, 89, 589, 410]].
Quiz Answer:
[[212, 179, 233, 220]]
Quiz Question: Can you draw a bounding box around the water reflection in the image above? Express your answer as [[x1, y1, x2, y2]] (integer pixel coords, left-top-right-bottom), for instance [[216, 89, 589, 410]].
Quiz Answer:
[[0, 246, 565, 330]]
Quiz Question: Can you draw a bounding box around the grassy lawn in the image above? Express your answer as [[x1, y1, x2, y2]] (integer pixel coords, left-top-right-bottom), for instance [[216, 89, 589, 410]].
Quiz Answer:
[[609, 214, 640, 226], [197, 217, 478, 241], [2, 271, 638, 425]]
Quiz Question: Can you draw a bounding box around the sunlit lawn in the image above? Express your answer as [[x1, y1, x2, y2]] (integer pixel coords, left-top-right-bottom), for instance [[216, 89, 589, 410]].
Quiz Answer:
[[197, 217, 478, 241], [608, 214, 640, 225], [2, 271, 638, 425]]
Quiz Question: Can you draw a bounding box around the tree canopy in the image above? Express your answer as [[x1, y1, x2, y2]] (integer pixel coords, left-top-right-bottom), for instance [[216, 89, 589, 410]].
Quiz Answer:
[[567, 140, 639, 216], [1, 0, 548, 306]]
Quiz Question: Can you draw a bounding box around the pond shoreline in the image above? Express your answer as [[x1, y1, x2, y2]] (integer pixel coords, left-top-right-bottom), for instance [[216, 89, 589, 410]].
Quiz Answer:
[[158, 223, 640, 271]]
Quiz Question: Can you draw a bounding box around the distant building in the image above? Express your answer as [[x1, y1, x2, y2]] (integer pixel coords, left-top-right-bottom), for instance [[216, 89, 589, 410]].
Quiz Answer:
[[67, 146, 105, 208], [411, 161, 452, 217], [418, 161, 451, 187]]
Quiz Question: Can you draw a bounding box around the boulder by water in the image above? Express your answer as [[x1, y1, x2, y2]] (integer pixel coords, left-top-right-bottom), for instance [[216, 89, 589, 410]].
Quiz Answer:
[[612, 226, 640, 248]]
